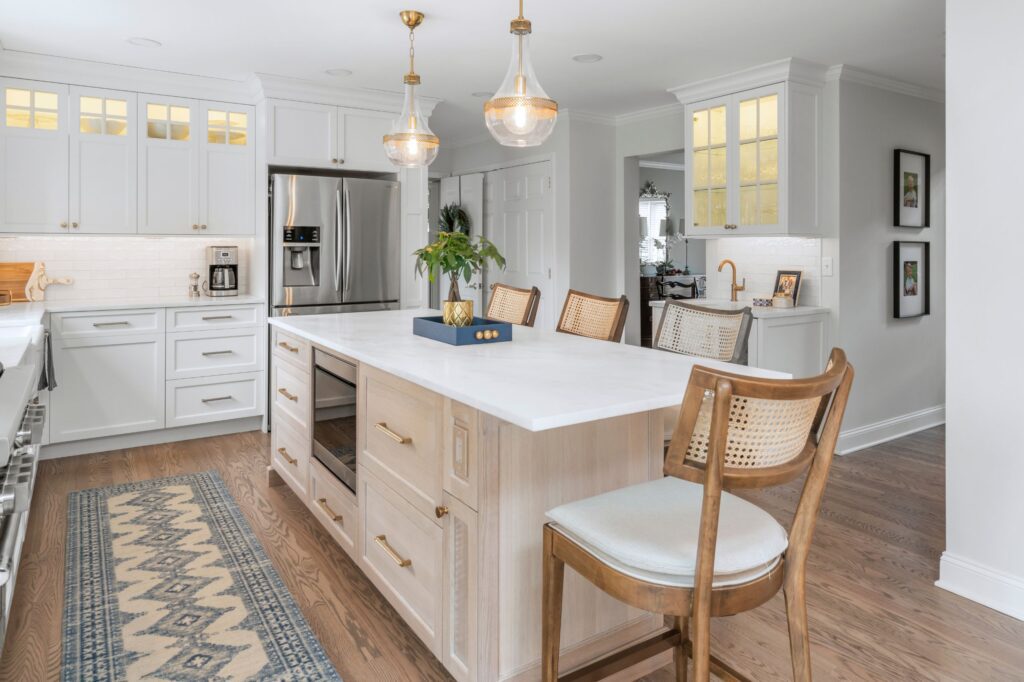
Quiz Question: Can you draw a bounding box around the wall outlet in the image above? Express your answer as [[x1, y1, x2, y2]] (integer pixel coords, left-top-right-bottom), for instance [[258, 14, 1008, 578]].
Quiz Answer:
[[822, 256, 834, 277]]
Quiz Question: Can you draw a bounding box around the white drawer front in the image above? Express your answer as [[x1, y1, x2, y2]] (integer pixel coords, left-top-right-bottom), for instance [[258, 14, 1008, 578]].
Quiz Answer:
[[165, 371, 262, 427], [272, 327, 310, 369], [272, 359, 310, 430], [272, 413, 309, 498], [167, 328, 259, 380], [51, 309, 162, 338], [309, 459, 358, 560], [167, 304, 261, 331]]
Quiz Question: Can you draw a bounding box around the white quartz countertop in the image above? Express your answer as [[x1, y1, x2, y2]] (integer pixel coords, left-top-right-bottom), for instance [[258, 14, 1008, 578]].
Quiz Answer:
[[0, 295, 264, 325], [649, 299, 828, 319], [270, 309, 787, 432]]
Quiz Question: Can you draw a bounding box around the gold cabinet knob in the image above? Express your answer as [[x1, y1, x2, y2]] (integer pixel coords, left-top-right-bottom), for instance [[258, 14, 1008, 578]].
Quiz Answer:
[[60, 221, 68, 228], [434, 505, 449, 519], [332, 158, 338, 164], [200, 224, 207, 230], [71, 222, 79, 228], [192, 224, 199, 230]]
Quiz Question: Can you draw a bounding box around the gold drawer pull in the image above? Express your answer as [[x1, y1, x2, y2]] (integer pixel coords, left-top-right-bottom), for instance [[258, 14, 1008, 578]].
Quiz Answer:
[[435, 505, 449, 519], [316, 497, 343, 523], [278, 341, 299, 353], [277, 387, 299, 402], [277, 447, 297, 465], [374, 422, 410, 444], [374, 534, 412, 568]]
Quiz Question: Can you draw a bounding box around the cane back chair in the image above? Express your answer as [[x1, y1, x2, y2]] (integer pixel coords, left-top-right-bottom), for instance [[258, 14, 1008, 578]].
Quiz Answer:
[[556, 290, 630, 343], [486, 283, 541, 326], [655, 300, 754, 366]]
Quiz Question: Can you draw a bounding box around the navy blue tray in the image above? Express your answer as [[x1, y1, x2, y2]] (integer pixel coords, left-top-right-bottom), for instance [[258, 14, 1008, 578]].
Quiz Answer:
[[413, 316, 513, 346]]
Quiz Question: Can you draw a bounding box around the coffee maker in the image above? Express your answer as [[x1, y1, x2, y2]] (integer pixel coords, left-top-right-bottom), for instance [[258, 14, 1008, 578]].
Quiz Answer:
[[205, 246, 238, 297]]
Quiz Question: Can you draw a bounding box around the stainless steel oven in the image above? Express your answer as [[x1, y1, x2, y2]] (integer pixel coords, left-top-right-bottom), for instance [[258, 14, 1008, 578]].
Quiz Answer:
[[312, 350, 358, 494]]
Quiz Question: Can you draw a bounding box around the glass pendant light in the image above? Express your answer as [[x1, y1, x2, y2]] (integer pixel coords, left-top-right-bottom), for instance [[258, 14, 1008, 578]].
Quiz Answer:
[[484, 0, 558, 147], [383, 10, 439, 168]]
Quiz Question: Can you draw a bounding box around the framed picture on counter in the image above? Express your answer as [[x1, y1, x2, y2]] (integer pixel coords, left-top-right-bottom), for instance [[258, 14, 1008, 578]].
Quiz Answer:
[[773, 270, 803, 306], [894, 149, 930, 228], [893, 240, 930, 318]]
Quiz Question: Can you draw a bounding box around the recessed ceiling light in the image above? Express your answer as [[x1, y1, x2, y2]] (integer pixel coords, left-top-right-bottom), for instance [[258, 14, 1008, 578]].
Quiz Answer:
[[471, 91, 494, 98], [325, 68, 353, 77], [127, 37, 162, 48], [572, 53, 603, 63]]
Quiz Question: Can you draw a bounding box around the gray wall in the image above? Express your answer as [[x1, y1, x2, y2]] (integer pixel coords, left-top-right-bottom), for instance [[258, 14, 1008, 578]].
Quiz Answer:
[[837, 80, 945, 432], [637, 166, 705, 274]]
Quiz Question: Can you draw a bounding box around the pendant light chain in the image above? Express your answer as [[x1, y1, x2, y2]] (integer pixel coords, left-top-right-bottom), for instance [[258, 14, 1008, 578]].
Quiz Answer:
[[408, 25, 416, 77]]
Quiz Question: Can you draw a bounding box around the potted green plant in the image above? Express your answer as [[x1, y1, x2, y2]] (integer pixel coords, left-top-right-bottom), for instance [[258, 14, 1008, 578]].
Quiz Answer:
[[414, 231, 505, 326], [438, 202, 471, 235]]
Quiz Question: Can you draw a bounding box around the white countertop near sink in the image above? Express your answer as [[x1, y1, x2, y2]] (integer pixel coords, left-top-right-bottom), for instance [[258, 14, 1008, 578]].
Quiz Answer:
[[0, 295, 265, 325], [270, 308, 788, 432], [649, 299, 828, 319]]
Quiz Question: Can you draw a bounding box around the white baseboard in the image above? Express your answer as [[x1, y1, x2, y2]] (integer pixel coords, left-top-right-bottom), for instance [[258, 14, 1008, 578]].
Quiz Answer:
[[40, 417, 265, 460], [937, 552, 1024, 622], [836, 405, 945, 455]]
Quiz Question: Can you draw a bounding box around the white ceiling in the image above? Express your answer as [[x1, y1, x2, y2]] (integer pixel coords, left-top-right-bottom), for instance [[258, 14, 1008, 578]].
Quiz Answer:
[[0, 1, 945, 144]]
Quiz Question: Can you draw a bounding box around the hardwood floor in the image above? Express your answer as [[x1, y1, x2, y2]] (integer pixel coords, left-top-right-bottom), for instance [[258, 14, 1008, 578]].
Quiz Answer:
[[3, 425, 1023, 680]]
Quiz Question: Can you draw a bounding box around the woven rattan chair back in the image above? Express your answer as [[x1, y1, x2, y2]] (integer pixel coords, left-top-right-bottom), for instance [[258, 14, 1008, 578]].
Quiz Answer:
[[655, 301, 754, 365], [486, 283, 540, 326], [556, 289, 629, 342]]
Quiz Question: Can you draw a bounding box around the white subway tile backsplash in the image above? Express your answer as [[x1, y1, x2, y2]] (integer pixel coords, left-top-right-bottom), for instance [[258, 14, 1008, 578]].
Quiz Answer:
[[705, 237, 822, 306], [0, 236, 254, 302]]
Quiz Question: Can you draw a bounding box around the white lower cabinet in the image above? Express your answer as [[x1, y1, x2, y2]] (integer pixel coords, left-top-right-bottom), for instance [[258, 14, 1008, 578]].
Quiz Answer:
[[165, 371, 262, 428], [748, 312, 829, 378], [50, 331, 165, 443]]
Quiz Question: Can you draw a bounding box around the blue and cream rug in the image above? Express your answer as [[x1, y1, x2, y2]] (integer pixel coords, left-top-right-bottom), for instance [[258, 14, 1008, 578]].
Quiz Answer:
[[62, 471, 341, 681]]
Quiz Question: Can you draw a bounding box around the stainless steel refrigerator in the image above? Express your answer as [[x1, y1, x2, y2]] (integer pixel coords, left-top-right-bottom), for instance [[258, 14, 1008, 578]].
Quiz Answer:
[[270, 173, 400, 317]]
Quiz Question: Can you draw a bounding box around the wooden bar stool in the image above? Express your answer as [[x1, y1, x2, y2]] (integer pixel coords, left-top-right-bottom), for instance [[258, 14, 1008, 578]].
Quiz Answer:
[[542, 349, 854, 681], [486, 282, 541, 326], [654, 300, 754, 366], [556, 289, 629, 343]]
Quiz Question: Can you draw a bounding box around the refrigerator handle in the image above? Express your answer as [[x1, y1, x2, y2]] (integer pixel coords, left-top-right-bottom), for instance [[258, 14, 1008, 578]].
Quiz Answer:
[[334, 188, 343, 292], [343, 183, 352, 296]]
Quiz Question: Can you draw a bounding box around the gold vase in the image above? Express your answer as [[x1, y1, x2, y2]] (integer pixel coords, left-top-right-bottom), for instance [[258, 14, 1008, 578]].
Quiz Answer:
[[443, 300, 474, 327]]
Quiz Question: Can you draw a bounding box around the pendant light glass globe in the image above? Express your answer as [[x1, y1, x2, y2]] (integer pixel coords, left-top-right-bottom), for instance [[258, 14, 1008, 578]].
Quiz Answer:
[[383, 10, 439, 168], [484, 7, 558, 147]]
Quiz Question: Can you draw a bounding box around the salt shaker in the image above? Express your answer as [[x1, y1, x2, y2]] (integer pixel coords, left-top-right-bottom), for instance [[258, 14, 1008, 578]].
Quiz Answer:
[[188, 272, 201, 299]]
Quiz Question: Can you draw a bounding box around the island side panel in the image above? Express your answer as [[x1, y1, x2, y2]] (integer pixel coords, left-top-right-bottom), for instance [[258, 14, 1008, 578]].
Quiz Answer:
[[480, 410, 665, 680]]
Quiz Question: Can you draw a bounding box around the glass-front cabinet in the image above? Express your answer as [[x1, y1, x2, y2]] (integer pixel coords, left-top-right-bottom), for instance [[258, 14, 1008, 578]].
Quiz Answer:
[[682, 72, 822, 237]]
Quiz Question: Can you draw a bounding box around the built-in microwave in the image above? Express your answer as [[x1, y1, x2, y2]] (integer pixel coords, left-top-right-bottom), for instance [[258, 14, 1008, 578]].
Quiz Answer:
[[312, 350, 358, 494]]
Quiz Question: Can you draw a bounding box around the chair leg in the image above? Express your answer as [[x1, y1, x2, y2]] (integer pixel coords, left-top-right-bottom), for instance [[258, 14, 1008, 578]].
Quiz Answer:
[[542, 526, 566, 682], [673, 616, 689, 682], [690, 607, 712, 682], [784, 580, 812, 682]]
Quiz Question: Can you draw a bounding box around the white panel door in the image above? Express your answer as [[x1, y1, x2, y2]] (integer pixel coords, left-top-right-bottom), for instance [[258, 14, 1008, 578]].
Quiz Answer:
[[400, 166, 429, 309], [0, 79, 69, 233], [69, 87, 136, 234], [268, 99, 338, 169], [484, 161, 554, 327], [459, 173, 485, 313], [137, 95, 199, 234], [200, 101, 255, 234], [341, 110, 393, 172], [50, 333, 165, 442]]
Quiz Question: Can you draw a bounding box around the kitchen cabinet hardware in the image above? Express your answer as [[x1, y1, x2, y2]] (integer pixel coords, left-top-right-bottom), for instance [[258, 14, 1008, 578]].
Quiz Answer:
[[192, 224, 199, 230], [200, 224, 207, 230], [201, 350, 233, 357], [92, 321, 130, 328], [434, 505, 449, 519], [277, 387, 299, 402], [71, 222, 79, 228], [375, 535, 412, 568], [317, 498, 343, 523], [60, 222, 68, 228], [201, 395, 233, 403], [202, 314, 233, 321], [277, 446, 297, 465], [375, 422, 410, 444], [278, 341, 299, 353]]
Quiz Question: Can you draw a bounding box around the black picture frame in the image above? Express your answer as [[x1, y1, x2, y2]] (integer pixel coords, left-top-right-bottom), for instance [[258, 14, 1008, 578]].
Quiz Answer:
[[893, 149, 931, 228], [772, 270, 803, 306], [893, 241, 930, 319]]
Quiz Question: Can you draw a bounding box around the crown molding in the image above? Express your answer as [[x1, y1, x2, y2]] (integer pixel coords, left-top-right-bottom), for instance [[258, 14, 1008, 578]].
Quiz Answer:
[[826, 64, 944, 103], [638, 160, 685, 171], [561, 109, 616, 126], [614, 102, 685, 126], [255, 73, 440, 116], [0, 48, 260, 103], [668, 57, 828, 104]]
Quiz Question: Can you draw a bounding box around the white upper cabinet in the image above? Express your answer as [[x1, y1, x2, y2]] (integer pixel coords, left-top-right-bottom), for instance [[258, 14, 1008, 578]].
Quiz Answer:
[[137, 94, 200, 235], [200, 101, 255, 234], [675, 60, 824, 238], [0, 79, 70, 233], [70, 87, 137, 234], [268, 99, 394, 172]]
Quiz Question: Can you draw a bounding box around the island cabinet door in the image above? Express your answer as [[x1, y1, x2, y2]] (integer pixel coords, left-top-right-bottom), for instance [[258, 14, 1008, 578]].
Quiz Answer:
[[441, 493, 478, 682]]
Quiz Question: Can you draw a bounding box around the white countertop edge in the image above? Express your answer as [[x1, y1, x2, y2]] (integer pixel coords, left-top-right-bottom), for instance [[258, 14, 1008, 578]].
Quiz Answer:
[[0, 295, 265, 324], [648, 299, 828, 319]]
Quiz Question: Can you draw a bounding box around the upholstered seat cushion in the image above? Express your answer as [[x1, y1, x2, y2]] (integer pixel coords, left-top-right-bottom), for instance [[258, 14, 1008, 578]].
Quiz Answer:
[[546, 476, 788, 588]]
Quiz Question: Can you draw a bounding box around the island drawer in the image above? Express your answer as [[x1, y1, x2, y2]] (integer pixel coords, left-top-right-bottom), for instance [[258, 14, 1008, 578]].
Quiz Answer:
[[272, 327, 311, 369], [361, 367, 444, 523], [272, 358, 310, 431], [360, 470, 442, 656], [272, 413, 309, 498], [309, 459, 359, 561], [166, 304, 261, 331], [166, 328, 260, 380]]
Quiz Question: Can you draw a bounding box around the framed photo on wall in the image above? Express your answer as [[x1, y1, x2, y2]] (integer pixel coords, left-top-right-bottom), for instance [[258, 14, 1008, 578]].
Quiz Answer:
[[894, 149, 930, 227], [893, 241, 930, 318], [773, 270, 803, 305]]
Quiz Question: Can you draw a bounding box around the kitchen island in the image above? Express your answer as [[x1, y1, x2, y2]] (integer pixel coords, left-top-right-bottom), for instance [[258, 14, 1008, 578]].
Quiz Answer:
[[267, 309, 785, 681]]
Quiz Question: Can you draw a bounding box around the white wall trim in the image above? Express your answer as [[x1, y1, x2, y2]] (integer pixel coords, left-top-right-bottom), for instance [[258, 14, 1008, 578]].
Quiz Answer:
[[668, 57, 828, 105], [452, 152, 555, 176], [256, 72, 440, 116], [614, 102, 684, 126], [836, 405, 945, 455], [937, 552, 1024, 622], [40, 417, 264, 460], [638, 160, 685, 171], [826, 64, 945, 103], [562, 109, 617, 126]]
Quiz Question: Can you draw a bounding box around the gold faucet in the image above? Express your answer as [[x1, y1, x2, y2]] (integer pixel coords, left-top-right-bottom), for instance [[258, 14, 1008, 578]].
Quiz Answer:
[[718, 259, 746, 302]]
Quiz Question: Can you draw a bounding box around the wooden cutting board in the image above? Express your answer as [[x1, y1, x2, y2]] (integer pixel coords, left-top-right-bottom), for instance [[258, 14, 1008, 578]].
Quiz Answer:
[[0, 262, 36, 302]]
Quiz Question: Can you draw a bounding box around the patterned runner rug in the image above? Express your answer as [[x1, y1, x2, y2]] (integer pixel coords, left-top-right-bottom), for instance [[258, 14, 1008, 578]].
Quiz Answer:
[[62, 471, 341, 681]]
